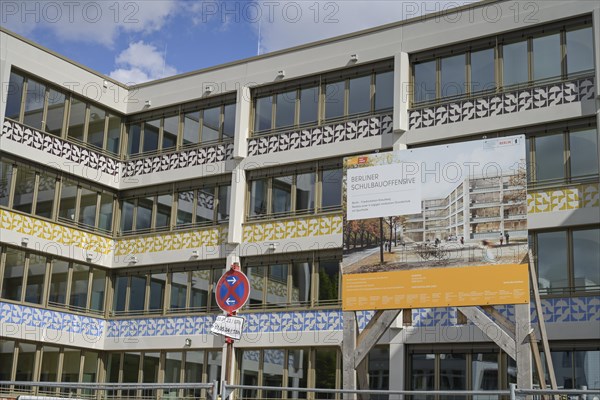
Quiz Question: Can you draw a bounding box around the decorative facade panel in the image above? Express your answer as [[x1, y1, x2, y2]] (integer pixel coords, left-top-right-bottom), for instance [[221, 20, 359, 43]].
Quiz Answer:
[[242, 214, 343, 243], [247, 114, 393, 157], [527, 183, 599, 214], [409, 77, 595, 129]]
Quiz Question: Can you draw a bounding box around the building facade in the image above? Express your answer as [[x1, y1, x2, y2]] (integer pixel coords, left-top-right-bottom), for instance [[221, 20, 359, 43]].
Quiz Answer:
[[0, 1, 599, 398]]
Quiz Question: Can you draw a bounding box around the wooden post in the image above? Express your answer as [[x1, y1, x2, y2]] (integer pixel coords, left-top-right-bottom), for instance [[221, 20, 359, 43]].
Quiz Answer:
[[515, 303, 533, 390], [342, 311, 357, 399]]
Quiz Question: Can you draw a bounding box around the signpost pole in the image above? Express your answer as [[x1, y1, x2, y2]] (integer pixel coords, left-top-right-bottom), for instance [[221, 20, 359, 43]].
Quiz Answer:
[[224, 311, 235, 396], [379, 217, 384, 264]]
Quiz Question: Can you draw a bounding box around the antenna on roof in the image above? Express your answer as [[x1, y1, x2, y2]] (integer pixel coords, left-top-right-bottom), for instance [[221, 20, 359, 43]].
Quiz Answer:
[[257, 19, 261, 56], [162, 43, 168, 77]]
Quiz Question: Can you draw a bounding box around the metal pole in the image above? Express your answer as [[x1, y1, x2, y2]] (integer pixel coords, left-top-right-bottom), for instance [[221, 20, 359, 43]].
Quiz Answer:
[[510, 383, 517, 400], [379, 217, 384, 264]]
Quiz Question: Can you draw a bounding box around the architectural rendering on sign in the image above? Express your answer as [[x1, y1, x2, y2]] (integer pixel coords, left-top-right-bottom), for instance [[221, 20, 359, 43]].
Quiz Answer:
[[0, 0, 599, 397]]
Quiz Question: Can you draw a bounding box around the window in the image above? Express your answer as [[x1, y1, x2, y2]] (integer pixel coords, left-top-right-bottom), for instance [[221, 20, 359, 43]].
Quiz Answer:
[[533, 227, 600, 294], [46, 258, 106, 313], [56, 178, 115, 233], [0, 249, 47, 305], [23, 78, 46, 130], [149, 273, 166, 312], [173, 184, 230, 229], [529, 127, 598, 184], [318, 260, 340, 305], [0, 160, 13, 207], [324, 81, 345, 120], [46, 89, 66, 137], [411, 20, 595, 105], [5, 72, 24, 121]]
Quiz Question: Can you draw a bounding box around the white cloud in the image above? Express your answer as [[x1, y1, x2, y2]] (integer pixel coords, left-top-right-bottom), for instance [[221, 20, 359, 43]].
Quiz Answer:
[[2, 0, 178, 47], [109, 41, 177, 84], [255, 1, 475, 54]]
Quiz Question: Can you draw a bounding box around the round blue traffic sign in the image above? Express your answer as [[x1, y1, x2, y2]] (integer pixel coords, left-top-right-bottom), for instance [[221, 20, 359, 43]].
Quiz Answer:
[[215, 269, 250, 313]]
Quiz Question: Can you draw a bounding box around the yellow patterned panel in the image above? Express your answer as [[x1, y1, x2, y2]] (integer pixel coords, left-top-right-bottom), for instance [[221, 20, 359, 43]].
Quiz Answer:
[[242, 213, 343, 243], [0, 209, 112, 254], [528, 183, 599, 214]]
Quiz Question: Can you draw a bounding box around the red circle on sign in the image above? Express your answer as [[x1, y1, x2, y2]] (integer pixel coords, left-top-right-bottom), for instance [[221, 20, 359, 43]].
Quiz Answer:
[[215, 269, 250, 313]]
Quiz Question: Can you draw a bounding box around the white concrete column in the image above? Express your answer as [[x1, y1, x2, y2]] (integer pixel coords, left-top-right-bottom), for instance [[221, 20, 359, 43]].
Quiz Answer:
[[233, 85, 251, 160], [389, 341, 405, 399], [393, 52, 410, 151], [227, 164, 246, 245], [0, 60, 11, 122]]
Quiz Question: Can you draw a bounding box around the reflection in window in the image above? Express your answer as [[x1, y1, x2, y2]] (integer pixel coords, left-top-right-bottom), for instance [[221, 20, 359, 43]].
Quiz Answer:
[[414, 60, 436, 103], [202, 107, 220, 143], [569, 129, 599, 178], [113, 276, 128, 312], [129, 276, 147, 312], [503, 41, 528, 86], [299, 87, 319, 124], [106, 114, 122, 154], [183, 111, 200, 145], [68, 98, 86, 142], [177, 191, 194, 226], [5, 72, 24, 120], [411, 354, 435, 398], [315, 348, 338, 398], [120, 199, 135, 232], [240, 349, 260, 399], [90, 269, 106, 312], [98, 193, 114, 232], [255, 96, 272, 132], [218, 185, 231, 221], [348, 75, 371, 115], [471, 48, 496, 93], [272, 175, 292, 214], [296, 173, 315, 212], [263, 349, 284, 398], [61, 348, 81, 391], [46, 89, 66, 136], [163, 116, 178, 150], [156, 194, 172, 229], [170, 271, 188, 310], [2, 248, 25, 301], [79, 188, 97, 228], [136, 197, 154, 231], [572, 228, 600, 291], [537, 231, 568, 293], [325, 81, 345, 120], [15, 342, 36, 381], [276, 91, 296, 128], [291, 262, 311, 306], [322, 168, 343, 209], [70, 264, 89, 308], [12, 166, 35, 214], [184, 350, 205, 398], [143, 120, 160, 153], [127, 123, 142, 155], [375, 71, 394, 110], [0, 160, 13, 207], [223, 104, 236, 139], [23, 79, 46, 129], [35, 173, 56, 219], [534, 134, 565, 182], [533, 34, 561, 81], [25, 254, 46, 304], [48, 260, 69, 305], [250, 179, 268, 217], [441, 54, 466, 98], [149, 272, 166, 311], [566, 27, 595, 75], [191, 270, 210, 310], [87, 106, 105, 149], [288, 349, 309, 399], [318, 260, 339, 303]]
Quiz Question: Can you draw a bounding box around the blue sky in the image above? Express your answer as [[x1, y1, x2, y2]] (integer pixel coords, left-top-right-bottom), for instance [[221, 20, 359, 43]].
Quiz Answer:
[[2, 1, 470, 84]]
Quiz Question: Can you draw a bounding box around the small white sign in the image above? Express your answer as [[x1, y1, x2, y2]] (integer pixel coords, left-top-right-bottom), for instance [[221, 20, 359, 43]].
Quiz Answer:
[[210, 315, 245, 340], [347, 163, 422, 220]]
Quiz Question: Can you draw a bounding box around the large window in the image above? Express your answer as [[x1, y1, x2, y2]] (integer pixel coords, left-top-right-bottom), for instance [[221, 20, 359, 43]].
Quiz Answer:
[[0, 248, 47, 305], [252, 65, 393, 134], [533, 226, 599, 294], [528, 127, 598, 184], [6, 70, 123, 154], [411, 21, 594, 105], [247, 162, 341, 220]]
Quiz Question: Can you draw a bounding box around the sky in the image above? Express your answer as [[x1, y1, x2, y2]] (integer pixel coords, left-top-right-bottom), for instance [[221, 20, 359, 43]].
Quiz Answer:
[[1, 0, 473, 85]]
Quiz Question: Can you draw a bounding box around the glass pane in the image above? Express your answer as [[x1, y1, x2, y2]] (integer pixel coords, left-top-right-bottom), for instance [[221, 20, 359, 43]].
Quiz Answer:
[[535, 134, 565, 182], [46, 89, 66, 136], [35, 172, 56, 219], [0, 160, 13, 207], [223, 104, 236, 139], [87, 106, 105, 149], [155, 194, 172, 229], [575, 350, 600, 389], [163, 116, 178, 150], [0, 341, 15, 381], [190, 269, 210, 310], [441, 54, 466, 98], [471, 48, 496, 93], [68, 98, 86, 141], [164, 351, 182, 398], [177, 191, 194, 226], [299, 86, 319, 124], [170, 271, 188, 310], [70, 263, 90, 308], [1, 248, 25, 301], [79, 188, 97, 228], [291, 262, 311, 306], [247, 266, 266, 306], [272, 175, 292, 214], [375, 71, 394, 110], [184, 350, 205, 398], [25, 253, 46, 304], [411, 354, 435, 399], [183, 111, 200, 145], [263, 349, 284, 398], [266, 264, 288, 306], [217, 184, 231, 221], [315, 348, 337, 398], [296, 172, 315, 212], [23, 79, 45, 129], [197, 187, 215, 224], [472, 353, 499, 393], [15, 342, 36, 381], [135, 196, 154, 231], [120, 199, 135, 232], [275, 90, 296, 128], [240, 350, 260, 399], [202, 107, 220, 143], [5, 72, 24, 120], [98, 193, 114, 232], [249, 179, 268, 217], [122, 352, 140, 390], [129, 275, 147, 311], [321, 168, 342, 208], [349, 75, 371, 115], [287, 349, 309, 399], [207, 351, 222, 383], [142, 120, 160, 153], [113, 275, 128, 312], [440, 353, 467, 397], [60, 348, 81, 386], [106, 353, 120, 385], [48, 260, 69, 305], [59, 179, 78, 221], [12, 165, 35, 214], [368, 347, 390, 391], [537, 231, 568, 293], [106, 114, 121, 154], [82, 351, 98, 387], [567, 27, 595, 74], [325, 81, 345, 120], [127, 123, 141, 155], [149, 272, 166, 311], [414, 60, 436, 103], [39, 346, 60, 383], [90, 268, 106, 312], [533, 33, 561, 80], [255, 96, 272, 132], [142, 352, 160, 398], [318, 260, 339, 302], [570, 129, 599, 178], [572, 228, 600, 291], [549, 351, 573, 389], [503, 40, 528, 86]]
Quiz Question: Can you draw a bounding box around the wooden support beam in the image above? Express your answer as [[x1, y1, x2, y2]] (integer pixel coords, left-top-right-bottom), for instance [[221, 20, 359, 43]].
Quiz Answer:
[[528, 249, 558, 391], [354, 309, 402, 369], [457, 306, 516, 360], [342, 311, 357, 399], [481, 305, 516, 339], [515, 303, 533, 389], [356, 358, 369, 400], [529, 329, 547, 390]]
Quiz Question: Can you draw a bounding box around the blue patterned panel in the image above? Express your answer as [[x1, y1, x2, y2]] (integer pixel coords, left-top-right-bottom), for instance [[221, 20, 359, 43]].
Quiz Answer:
[[409, 76, 595, 129], [0, 302, 104, 337]]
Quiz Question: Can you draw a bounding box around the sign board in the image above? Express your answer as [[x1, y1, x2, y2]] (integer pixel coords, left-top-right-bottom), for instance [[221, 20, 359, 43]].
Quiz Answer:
[[210, 315, 245, 340], [342, 135, 529, 311], [215, 269, 250, 313]]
